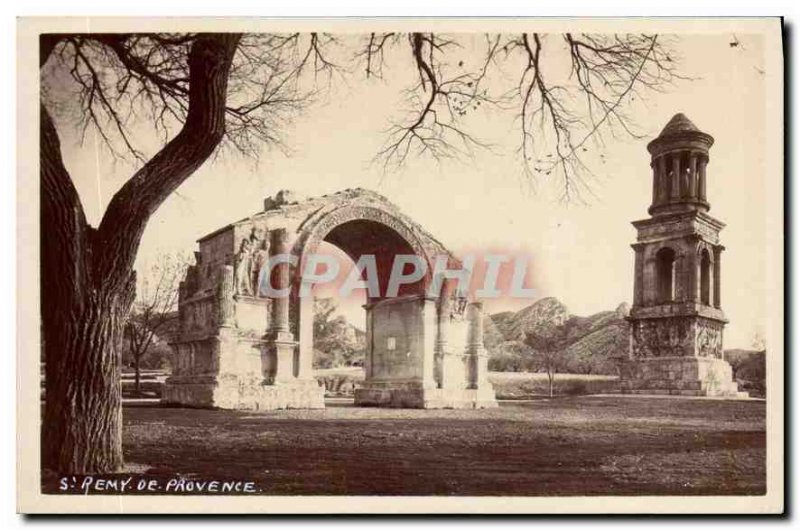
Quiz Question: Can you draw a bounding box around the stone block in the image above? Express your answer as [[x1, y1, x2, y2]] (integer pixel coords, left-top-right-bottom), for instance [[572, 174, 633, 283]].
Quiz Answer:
[[619, 356, 745, 398], [164, 374, 324, 410], [355, 382, 497, 409]]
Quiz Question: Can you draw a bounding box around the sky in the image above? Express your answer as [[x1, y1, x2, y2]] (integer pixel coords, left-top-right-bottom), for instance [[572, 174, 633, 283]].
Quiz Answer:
[[56, 33, 768, 348]]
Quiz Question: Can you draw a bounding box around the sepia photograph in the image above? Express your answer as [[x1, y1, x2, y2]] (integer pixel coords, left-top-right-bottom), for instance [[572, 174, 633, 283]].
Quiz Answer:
[[15, 16, 784, 514]]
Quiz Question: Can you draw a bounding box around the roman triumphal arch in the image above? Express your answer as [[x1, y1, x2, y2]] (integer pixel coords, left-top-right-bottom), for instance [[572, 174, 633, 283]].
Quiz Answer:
[[163, 188, 497, 410]]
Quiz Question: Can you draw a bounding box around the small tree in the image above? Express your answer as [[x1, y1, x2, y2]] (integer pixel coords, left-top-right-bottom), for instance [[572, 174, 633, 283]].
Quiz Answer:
[[124, 253, 187, 395], [313, 298, 365, 368], [488, 340, 532, 372], [524, 324, 571, 397]]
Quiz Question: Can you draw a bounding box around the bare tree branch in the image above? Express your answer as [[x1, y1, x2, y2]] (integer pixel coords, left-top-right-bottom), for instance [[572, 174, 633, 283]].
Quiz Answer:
[[41, 31, 687, 207], [125, 253, 188, 393], [375, 33, 502, 170], [506, 32, 687, 202], [358, 32, 399, 78]]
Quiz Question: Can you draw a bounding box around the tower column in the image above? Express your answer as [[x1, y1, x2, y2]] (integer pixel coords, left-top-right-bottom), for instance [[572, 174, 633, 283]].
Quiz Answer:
[[670, 155, 681, 200], [698, 157, 708, 201], [632, 243, 645, 307], [657, 156, 667, 203], [689, 152, 698, 199], [651, 162, 659, 205], [687, 240, 699, 302], [713, 245, 723, 308]]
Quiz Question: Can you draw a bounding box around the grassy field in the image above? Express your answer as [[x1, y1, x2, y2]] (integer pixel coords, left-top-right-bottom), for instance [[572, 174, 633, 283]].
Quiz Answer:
[[43, 396, 765, 496], [315, 368, 620, 398]]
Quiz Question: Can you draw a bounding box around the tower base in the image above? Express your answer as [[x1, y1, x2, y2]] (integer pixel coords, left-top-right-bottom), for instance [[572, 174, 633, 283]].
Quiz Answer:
[[163, 374, 325, 410], [619, 356, 748, 398], [354, 381, 498, 409]]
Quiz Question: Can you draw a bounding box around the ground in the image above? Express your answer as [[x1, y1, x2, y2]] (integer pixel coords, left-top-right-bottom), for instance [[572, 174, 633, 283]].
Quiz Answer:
[[44, 395, 765, 496]]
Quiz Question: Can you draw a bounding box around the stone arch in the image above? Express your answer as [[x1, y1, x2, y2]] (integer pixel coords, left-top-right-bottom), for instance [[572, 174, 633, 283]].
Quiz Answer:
[[165, 188, 496, 410], [291, 204, 437, 381], [286, 196, 490, 408], [655, 246, 676, 302], [292, 203, 436, 297]]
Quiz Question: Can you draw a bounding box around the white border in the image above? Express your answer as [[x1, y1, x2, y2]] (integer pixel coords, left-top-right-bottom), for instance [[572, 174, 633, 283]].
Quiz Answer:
[[10, 12, 787, 518]]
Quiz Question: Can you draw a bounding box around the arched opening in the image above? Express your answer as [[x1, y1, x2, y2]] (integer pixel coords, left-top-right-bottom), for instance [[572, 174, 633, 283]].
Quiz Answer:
[[298, 217, 431, 403], [311, 242, 366, 369], [323, 219, 424, 299], [700, 248, 711, 305], [656, 247, 676, 303]]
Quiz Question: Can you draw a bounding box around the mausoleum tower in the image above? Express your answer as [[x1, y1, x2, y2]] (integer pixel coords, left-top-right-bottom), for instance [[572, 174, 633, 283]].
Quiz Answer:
[[621, 113, 745, 397]]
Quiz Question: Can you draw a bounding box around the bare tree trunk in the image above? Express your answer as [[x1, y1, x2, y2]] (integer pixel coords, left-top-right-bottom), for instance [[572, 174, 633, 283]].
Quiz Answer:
[[41, 282, 134, 473], [40, 33, 240, 474], [548, 369, 555, 398]]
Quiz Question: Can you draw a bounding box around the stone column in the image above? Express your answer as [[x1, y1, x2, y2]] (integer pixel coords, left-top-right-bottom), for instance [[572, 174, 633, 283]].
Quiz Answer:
[[713, 246, 723, 309], [270, 229, 291, 335], [687, 242, 699, 303], [651, 162, 659, 206], [689, 153, 698, 199], [217, 265, 235, 327], [698, 157, 707, 201], [435, 279, 456, 388], [681, 159, 690, 198], [363, 305, 374, 380], [466, 302, 488, 389], [670, 155, 681, 200], [632, 244, 644, 307], [263, 228, 296, 384], [420, 296, 439, 389], [296, 296, 314, 380], [657, 156, 667, 203]]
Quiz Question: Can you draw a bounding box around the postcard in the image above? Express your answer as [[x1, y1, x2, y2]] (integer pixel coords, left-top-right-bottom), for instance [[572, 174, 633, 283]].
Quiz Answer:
[[17, 16, 784, 514]]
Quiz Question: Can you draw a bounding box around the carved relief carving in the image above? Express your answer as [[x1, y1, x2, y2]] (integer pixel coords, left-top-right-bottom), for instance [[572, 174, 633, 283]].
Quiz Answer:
[[448, 287, 469, 321], [233, 238, 254, 296], [636, 216, 720, 245], [233, 226, 271, 297], [251, 238, 270, 297], [696, 319, 723, 359], [631, 317, 694, 358], [693, 221, 720, 243], [632, 316, 724, 359]]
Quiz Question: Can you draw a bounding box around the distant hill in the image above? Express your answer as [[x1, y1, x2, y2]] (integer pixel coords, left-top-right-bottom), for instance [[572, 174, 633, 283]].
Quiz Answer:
[[486, 298, 630, 375], [486, 297, 571, 343]]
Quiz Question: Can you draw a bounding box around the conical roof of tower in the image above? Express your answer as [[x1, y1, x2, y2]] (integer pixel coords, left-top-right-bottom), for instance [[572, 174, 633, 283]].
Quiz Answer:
[[658, 113, 700, 137], [647, 112, 713, 155]]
